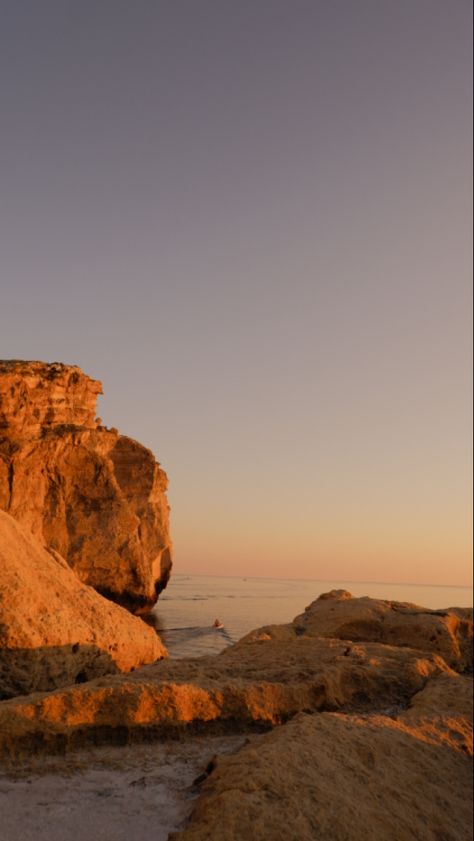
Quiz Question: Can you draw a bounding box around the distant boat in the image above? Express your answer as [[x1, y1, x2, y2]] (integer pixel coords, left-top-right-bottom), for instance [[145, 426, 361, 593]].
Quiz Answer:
[[212, 618, 224, 629]]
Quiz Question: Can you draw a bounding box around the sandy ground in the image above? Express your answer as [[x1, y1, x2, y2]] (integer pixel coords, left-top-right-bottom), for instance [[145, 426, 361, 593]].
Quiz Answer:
[[0, 735, 246, 841]]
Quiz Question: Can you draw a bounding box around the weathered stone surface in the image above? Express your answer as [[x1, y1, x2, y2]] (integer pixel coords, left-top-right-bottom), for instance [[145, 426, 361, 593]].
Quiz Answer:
[[241, 589, 473, 672], [0, 589, 470, 841], [0, 630, 451, 758], [0, 510, 166, 699], [0, 359, 102, 434], [171, 691, 473, 841], [0, 360, 172, 611], [399, 670, 473, 755]]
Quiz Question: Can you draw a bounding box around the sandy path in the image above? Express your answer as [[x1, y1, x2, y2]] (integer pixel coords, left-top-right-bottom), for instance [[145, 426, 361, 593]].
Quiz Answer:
[[0, 735, 246, 841]]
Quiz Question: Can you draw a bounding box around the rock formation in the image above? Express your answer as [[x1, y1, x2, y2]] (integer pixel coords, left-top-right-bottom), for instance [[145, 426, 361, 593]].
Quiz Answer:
[[0, 592, 471, 758], [0, 633, 453, 752], [0, 510, 166, 699], [0, 360, 172, 611], [170, 687, 472, 841], [0, 591, 471, 840], [241, 589, 473, 672]]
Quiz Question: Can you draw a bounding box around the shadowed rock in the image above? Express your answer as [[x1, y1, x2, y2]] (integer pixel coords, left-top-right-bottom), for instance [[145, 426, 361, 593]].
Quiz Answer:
[[0, 360, 172, 611], [0, 510, 166, 698], [169, 681, 472, 841]]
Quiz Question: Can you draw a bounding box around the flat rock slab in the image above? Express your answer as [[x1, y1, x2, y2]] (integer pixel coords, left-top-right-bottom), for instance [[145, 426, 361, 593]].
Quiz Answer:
[[0, 634, 452, 760]]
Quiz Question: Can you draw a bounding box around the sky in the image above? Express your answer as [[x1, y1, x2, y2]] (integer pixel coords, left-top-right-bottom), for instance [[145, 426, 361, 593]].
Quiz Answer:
[[0, 1, 472, 586]]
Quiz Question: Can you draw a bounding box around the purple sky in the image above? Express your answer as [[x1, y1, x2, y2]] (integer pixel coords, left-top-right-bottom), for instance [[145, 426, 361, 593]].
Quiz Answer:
[[1, 1, 472, 585]]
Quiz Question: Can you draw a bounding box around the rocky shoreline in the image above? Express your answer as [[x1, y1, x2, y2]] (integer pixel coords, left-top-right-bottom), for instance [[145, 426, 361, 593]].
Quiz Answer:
[[0, 362, 472, 840], [0, 589, 472, 840]]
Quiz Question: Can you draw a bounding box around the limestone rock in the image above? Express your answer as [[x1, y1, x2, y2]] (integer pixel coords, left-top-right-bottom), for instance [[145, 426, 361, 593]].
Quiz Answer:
[[0, 359, 101, 435], [0, 631, 451, 758], [0, 510, 166, 699], [0, 590, 470, 841], [0, 360, 172, 611], [170, 693, 472, 841], [241, 589, 473, 672], [399, 670, 473, 755]]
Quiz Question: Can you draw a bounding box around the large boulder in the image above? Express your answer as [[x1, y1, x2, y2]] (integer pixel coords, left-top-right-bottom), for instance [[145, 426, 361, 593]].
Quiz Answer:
[[0, 510, 166, 699], [0, 360, 172, 611], [241, 589, 473, 672], [170, 681, 472, 841]]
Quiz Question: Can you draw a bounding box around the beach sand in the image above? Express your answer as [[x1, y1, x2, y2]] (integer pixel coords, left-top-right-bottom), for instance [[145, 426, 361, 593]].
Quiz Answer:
[[0, 734, 246, 841]]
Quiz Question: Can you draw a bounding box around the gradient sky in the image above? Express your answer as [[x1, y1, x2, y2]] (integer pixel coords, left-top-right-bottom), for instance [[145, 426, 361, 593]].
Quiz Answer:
[[1, 1, 472, 586]]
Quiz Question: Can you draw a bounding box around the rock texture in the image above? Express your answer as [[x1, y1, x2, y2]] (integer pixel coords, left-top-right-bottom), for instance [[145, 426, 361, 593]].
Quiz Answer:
[[0, 359, 102, 434], [0, 360, 172, 611], [241, 589, 473, 672], [171, 693, 472, 841], [0, 511, 166, 699], [0, 591, 471, 841], [0, 624, 455, 758]]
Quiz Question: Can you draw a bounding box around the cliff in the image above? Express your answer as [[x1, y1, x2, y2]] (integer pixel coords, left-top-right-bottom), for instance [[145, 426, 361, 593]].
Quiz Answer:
[[0, 360, 172, 611], [0, 359, 102, 434]]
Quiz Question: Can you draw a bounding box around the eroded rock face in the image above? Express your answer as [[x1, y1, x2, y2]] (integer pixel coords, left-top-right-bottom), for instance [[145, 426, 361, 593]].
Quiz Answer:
[[0, 628, 453, 757], [0, 360, 102, 434], [241, 589, 473, 672], [0, 511, 166, 699], [0, 360, 172, 611]]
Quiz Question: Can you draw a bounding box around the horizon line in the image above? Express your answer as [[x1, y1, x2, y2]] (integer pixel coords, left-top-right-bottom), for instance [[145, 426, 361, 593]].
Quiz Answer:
[[170, 571, 473, 590]]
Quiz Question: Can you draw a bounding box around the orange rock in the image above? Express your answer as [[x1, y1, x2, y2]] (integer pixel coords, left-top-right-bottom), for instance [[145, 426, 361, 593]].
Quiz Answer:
[[0, 509, 166, 699], [170, 701, 472, 841], [0, 629, 452, 758], [0, 584, 470, 841], [241, 589, 473, 672], [0, 359, 101, 434], [0, 360, 172, 611]]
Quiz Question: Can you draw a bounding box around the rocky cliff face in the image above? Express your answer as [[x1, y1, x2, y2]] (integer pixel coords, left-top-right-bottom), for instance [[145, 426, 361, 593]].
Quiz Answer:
[[0, 360, 172, 611], [0, 360, 102, 434]]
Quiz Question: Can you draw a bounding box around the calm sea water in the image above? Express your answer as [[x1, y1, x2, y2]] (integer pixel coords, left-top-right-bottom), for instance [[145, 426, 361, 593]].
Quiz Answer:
[[146, 574, 473, 658]]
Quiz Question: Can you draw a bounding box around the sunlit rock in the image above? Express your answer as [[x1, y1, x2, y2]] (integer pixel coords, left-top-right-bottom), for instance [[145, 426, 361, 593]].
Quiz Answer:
[[0, 360, 172, 611], [240, 589, 473, 672], [0, 510, 166, 699]]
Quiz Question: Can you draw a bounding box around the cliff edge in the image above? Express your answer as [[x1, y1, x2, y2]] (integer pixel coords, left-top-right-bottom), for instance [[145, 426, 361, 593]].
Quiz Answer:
[[0, 360, 172, 612]]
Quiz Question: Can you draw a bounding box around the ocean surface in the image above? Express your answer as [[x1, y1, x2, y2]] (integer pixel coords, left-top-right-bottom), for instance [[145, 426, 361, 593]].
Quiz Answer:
[[146, 574, 473, 658]]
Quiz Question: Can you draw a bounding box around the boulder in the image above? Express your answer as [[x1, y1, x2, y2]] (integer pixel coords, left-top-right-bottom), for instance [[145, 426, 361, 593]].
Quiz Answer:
[[0, 510, 166, 699], [241, 589, 473, 672], [170, 690, 472, 841], [0, 360, 172, 611]]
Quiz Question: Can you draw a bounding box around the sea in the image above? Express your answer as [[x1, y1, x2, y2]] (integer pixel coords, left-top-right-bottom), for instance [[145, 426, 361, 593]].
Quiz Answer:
[[146, 574, 473, 659]]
